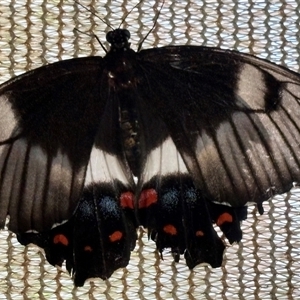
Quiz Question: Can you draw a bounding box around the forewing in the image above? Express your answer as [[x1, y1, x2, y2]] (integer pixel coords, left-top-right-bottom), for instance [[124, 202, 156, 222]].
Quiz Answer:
[[0, 57, 109, 232], [137, 46, 300, 207]]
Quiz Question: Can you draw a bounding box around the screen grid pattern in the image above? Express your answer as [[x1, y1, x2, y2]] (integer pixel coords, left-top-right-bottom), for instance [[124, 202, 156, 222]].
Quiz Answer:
[[0, 0, 300, 299]]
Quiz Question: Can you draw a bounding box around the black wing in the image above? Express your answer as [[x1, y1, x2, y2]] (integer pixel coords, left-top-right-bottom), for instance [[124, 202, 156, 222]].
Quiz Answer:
[[134, 45, 300, 267], [137, 45, 300, 205], [0, 56, 134, 232], [0, 55, 137, 285]]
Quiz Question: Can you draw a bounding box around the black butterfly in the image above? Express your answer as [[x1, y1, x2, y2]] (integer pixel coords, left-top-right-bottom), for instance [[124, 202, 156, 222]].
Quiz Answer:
[[1, 27, 300, 286]]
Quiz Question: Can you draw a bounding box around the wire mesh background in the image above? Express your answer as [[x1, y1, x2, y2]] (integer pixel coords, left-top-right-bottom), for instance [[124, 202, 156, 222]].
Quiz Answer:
[[0, 0, 300, 299]]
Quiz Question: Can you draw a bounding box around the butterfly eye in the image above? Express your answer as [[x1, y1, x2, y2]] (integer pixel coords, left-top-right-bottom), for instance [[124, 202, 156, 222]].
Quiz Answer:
[[123, 29, 130, 40], [106, 31, 114, 44]]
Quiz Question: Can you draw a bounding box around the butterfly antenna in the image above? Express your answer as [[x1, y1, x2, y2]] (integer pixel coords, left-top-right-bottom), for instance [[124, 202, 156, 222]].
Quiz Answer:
[[73, 28, 107, 53], [118, 1, 143, 29], [137, 0, 165, 52], [75, 0, 114, 31]]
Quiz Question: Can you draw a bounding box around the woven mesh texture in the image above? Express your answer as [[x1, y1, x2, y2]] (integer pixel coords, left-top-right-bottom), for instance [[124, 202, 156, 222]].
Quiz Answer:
[[0, 0, 300, 299]]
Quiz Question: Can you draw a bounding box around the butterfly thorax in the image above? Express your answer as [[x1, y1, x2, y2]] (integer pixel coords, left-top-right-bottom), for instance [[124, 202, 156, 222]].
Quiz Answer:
[[103, 29, 143, 175]]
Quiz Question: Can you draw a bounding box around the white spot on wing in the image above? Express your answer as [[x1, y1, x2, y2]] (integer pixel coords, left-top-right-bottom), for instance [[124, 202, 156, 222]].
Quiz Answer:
[[142, 136, 188, 182], [84, 146, 129, 185], [0, 139, 27, 202], [0, 141, 76, 230], [46, 148, 73, 201], [0, 139, 28, 228], [23, 145, 48, 208], [236, 64, 267, 109], [0, 94, 18, 141]]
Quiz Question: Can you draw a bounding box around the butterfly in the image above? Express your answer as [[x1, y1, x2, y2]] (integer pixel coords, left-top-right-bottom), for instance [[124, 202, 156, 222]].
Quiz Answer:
[[1, 26, 300, 286]]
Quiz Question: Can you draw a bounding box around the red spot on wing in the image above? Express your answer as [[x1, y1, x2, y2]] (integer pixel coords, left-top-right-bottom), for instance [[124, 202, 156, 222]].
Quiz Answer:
[[139, 188, 158, 208], [53, 234, 69, 246], [84, 245, 93, 252], [195, 230, 204, 237], [216, 212, 233, 226], [120, 191, 134, 209], [163, 224, 177, 235], [109, 230, 123, 242]]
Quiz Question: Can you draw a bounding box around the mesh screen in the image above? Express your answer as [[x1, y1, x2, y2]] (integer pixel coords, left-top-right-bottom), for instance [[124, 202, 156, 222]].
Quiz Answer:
[[0, 0, 300, 298]]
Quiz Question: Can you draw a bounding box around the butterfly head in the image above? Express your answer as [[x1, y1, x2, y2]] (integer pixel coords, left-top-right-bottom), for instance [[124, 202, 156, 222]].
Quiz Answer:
[[106, 29, 131, 52]]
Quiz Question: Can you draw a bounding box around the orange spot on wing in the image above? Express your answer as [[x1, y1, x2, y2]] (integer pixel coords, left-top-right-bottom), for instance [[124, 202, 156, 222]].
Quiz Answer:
[[195, 230, 204, 237], [109, 231, 123, 242], [53, 234, 69, 246], [163, 224, 177, 235], [139, 189, 158, 208], [120, 191, 134, 209], [216, 212, 233, 226]]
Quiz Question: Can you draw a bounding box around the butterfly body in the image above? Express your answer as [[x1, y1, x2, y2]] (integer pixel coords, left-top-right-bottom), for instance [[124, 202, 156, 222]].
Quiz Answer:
[[1, 28, 300, 285]]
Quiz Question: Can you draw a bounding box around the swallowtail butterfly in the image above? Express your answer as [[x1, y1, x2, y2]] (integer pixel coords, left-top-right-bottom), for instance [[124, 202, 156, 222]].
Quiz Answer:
[[1, 27, 300, 286]]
